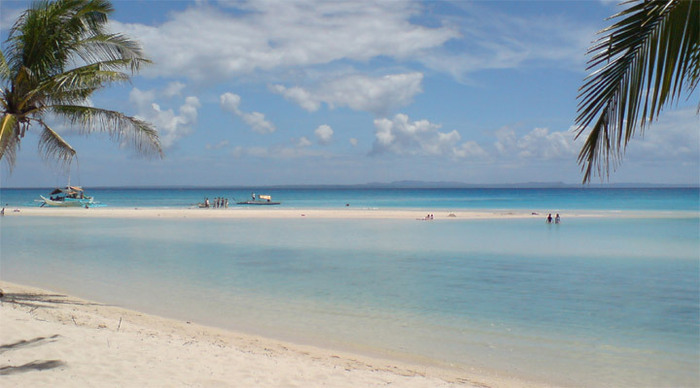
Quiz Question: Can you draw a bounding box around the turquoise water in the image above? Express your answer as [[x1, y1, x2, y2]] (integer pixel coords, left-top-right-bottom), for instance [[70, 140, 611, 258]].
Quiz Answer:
[[1, 187, 699, 211], [1, 211, 698, 387]]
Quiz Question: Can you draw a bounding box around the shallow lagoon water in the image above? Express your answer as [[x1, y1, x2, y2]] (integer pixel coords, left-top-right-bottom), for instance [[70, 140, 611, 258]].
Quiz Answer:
[[2, 214, 698, 387]]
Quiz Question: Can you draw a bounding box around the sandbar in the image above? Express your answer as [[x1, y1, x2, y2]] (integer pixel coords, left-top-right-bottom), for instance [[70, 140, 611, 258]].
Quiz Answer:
[[2, 206, 694, 220]]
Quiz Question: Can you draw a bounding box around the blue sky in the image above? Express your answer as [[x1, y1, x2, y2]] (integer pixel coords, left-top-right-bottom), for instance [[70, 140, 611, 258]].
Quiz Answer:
[[1, 0, 698, 187]]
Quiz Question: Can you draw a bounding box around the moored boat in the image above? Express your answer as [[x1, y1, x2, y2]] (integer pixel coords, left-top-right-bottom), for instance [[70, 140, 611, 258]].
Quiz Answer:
[[38, 186, 95, 207], [237, 194, 280, 205]]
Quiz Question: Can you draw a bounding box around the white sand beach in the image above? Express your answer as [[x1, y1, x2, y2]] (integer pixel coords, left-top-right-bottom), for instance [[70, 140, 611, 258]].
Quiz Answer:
[[2, 205, 693, 220], [0, 282, 546, 388]]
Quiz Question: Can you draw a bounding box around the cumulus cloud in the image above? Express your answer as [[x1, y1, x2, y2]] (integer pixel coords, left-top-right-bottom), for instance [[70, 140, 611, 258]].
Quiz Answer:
[[220, 92, 276, 134], [129, 88, 200, 149], [371, 114, 487, 159], [272, 73, 423, 115], [162, 81, 186, 98], [624, 108, 699, 162], [494, 126, 577, 160], [314, 125, 333, 145], [297, 136, 312, 147], [110, 1, 458, 81]]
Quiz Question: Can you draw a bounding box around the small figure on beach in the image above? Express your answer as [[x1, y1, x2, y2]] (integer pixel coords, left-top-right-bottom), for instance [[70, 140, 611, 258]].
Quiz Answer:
[[204, 198, 210, 208], [546, 213, 553, 223], [1, 203, 6, 216], [555, 214, 561, 224], [251, 192, 256, 201]]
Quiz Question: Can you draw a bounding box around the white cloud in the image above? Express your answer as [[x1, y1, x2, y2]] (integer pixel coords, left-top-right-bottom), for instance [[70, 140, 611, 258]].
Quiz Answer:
[[494, 126, 577, 160], [272, 73, 423, 115], [162, 82, 186, 98], [371, 114, 487, 159], [564, 107, 699, 168], [297, 136, 312, 147], [220, 92, 276, 134], [349, 138, 358, 147], [271, 86, 319, 111], [626, 108, 699, 162], [314, 125, 333, 145], [129, 88, 200, 149], [419, 3, 596, 80], [111, 1, 458, 81]]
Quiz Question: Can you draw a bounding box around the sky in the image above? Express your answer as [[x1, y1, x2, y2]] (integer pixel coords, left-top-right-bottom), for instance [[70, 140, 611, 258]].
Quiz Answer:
[[1, 0, 698, 188]]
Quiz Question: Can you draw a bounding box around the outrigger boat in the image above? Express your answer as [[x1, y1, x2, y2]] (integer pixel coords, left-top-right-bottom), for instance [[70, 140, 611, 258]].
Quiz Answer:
[[237, 194, 280, 205], [38, 186, 95, 208]]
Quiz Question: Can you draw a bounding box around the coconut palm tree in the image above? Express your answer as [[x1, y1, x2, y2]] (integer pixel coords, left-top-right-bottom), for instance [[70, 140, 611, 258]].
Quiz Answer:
[[575, 0, 698, 183], [0, 0, 162, 171]]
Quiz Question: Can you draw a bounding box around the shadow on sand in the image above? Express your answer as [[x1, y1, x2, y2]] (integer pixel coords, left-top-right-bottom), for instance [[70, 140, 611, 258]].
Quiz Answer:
[[0, 360, 65, 375], [0, 292, 86, 376], [1, 292, 100, 310]]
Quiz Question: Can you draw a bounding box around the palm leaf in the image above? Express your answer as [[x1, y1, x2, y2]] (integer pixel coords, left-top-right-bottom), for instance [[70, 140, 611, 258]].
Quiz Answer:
[[0, 50, 9, 82], [37, 119, 76, 167], [0, 114, 20, 169], [51, 104, 163, 158], [0, 0, 161, 169], [575, 0, 699, 183]]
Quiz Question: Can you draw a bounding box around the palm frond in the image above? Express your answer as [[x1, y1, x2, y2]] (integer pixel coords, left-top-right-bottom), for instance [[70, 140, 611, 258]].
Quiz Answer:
[[37, 119, 76, 167], [51, 104, 163, 158], [76, 33, 152, 74], [0, 0, 160, 169], [575, 0, 699, 183], [0, 114, 20, 170], [38, 63, 132, 104], [0, 50, 9, 83]]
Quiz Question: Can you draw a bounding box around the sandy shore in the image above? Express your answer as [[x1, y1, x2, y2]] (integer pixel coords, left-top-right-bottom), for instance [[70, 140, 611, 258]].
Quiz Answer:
[[0, 282, 547, 388], [2, 206, 694, 220]]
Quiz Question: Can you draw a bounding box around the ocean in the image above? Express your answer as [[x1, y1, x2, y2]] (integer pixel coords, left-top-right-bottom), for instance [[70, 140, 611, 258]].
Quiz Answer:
[[1, 187, 698, 386], [1, 186, 699, 211]]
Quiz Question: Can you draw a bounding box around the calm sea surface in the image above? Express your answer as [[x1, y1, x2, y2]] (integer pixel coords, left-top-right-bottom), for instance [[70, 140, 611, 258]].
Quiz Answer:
[[1, 186, 698, 211], [1, 188, 698, 387]]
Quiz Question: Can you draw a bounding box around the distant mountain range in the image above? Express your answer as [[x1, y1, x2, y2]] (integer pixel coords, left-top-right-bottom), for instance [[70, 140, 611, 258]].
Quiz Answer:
[[210, 181, 698, 189]]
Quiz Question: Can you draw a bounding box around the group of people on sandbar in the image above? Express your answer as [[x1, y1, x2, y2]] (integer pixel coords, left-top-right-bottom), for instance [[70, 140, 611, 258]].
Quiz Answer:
[[203, 197, 228, 208], [546, 213, 561, 224]]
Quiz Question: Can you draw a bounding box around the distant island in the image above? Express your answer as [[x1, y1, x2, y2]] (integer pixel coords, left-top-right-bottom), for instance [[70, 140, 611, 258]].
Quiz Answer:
[[3, 181, 698, 190]]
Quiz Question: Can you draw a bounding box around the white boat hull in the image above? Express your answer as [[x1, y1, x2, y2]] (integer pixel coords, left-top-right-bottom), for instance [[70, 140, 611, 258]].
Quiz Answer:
[[39, 195, 93, 207]]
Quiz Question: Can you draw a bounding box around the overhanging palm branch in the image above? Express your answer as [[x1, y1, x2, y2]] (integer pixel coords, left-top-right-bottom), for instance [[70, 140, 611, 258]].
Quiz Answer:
[[0, 114, 19, 167], [575, 0, 699, 183], [38, 120, 76, 167], [0, 0, 161, 170], [51, 105, 162, 157]]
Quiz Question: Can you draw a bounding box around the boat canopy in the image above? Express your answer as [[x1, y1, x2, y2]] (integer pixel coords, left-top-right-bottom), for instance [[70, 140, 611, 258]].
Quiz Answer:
[[50, 186, 84, 195]]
